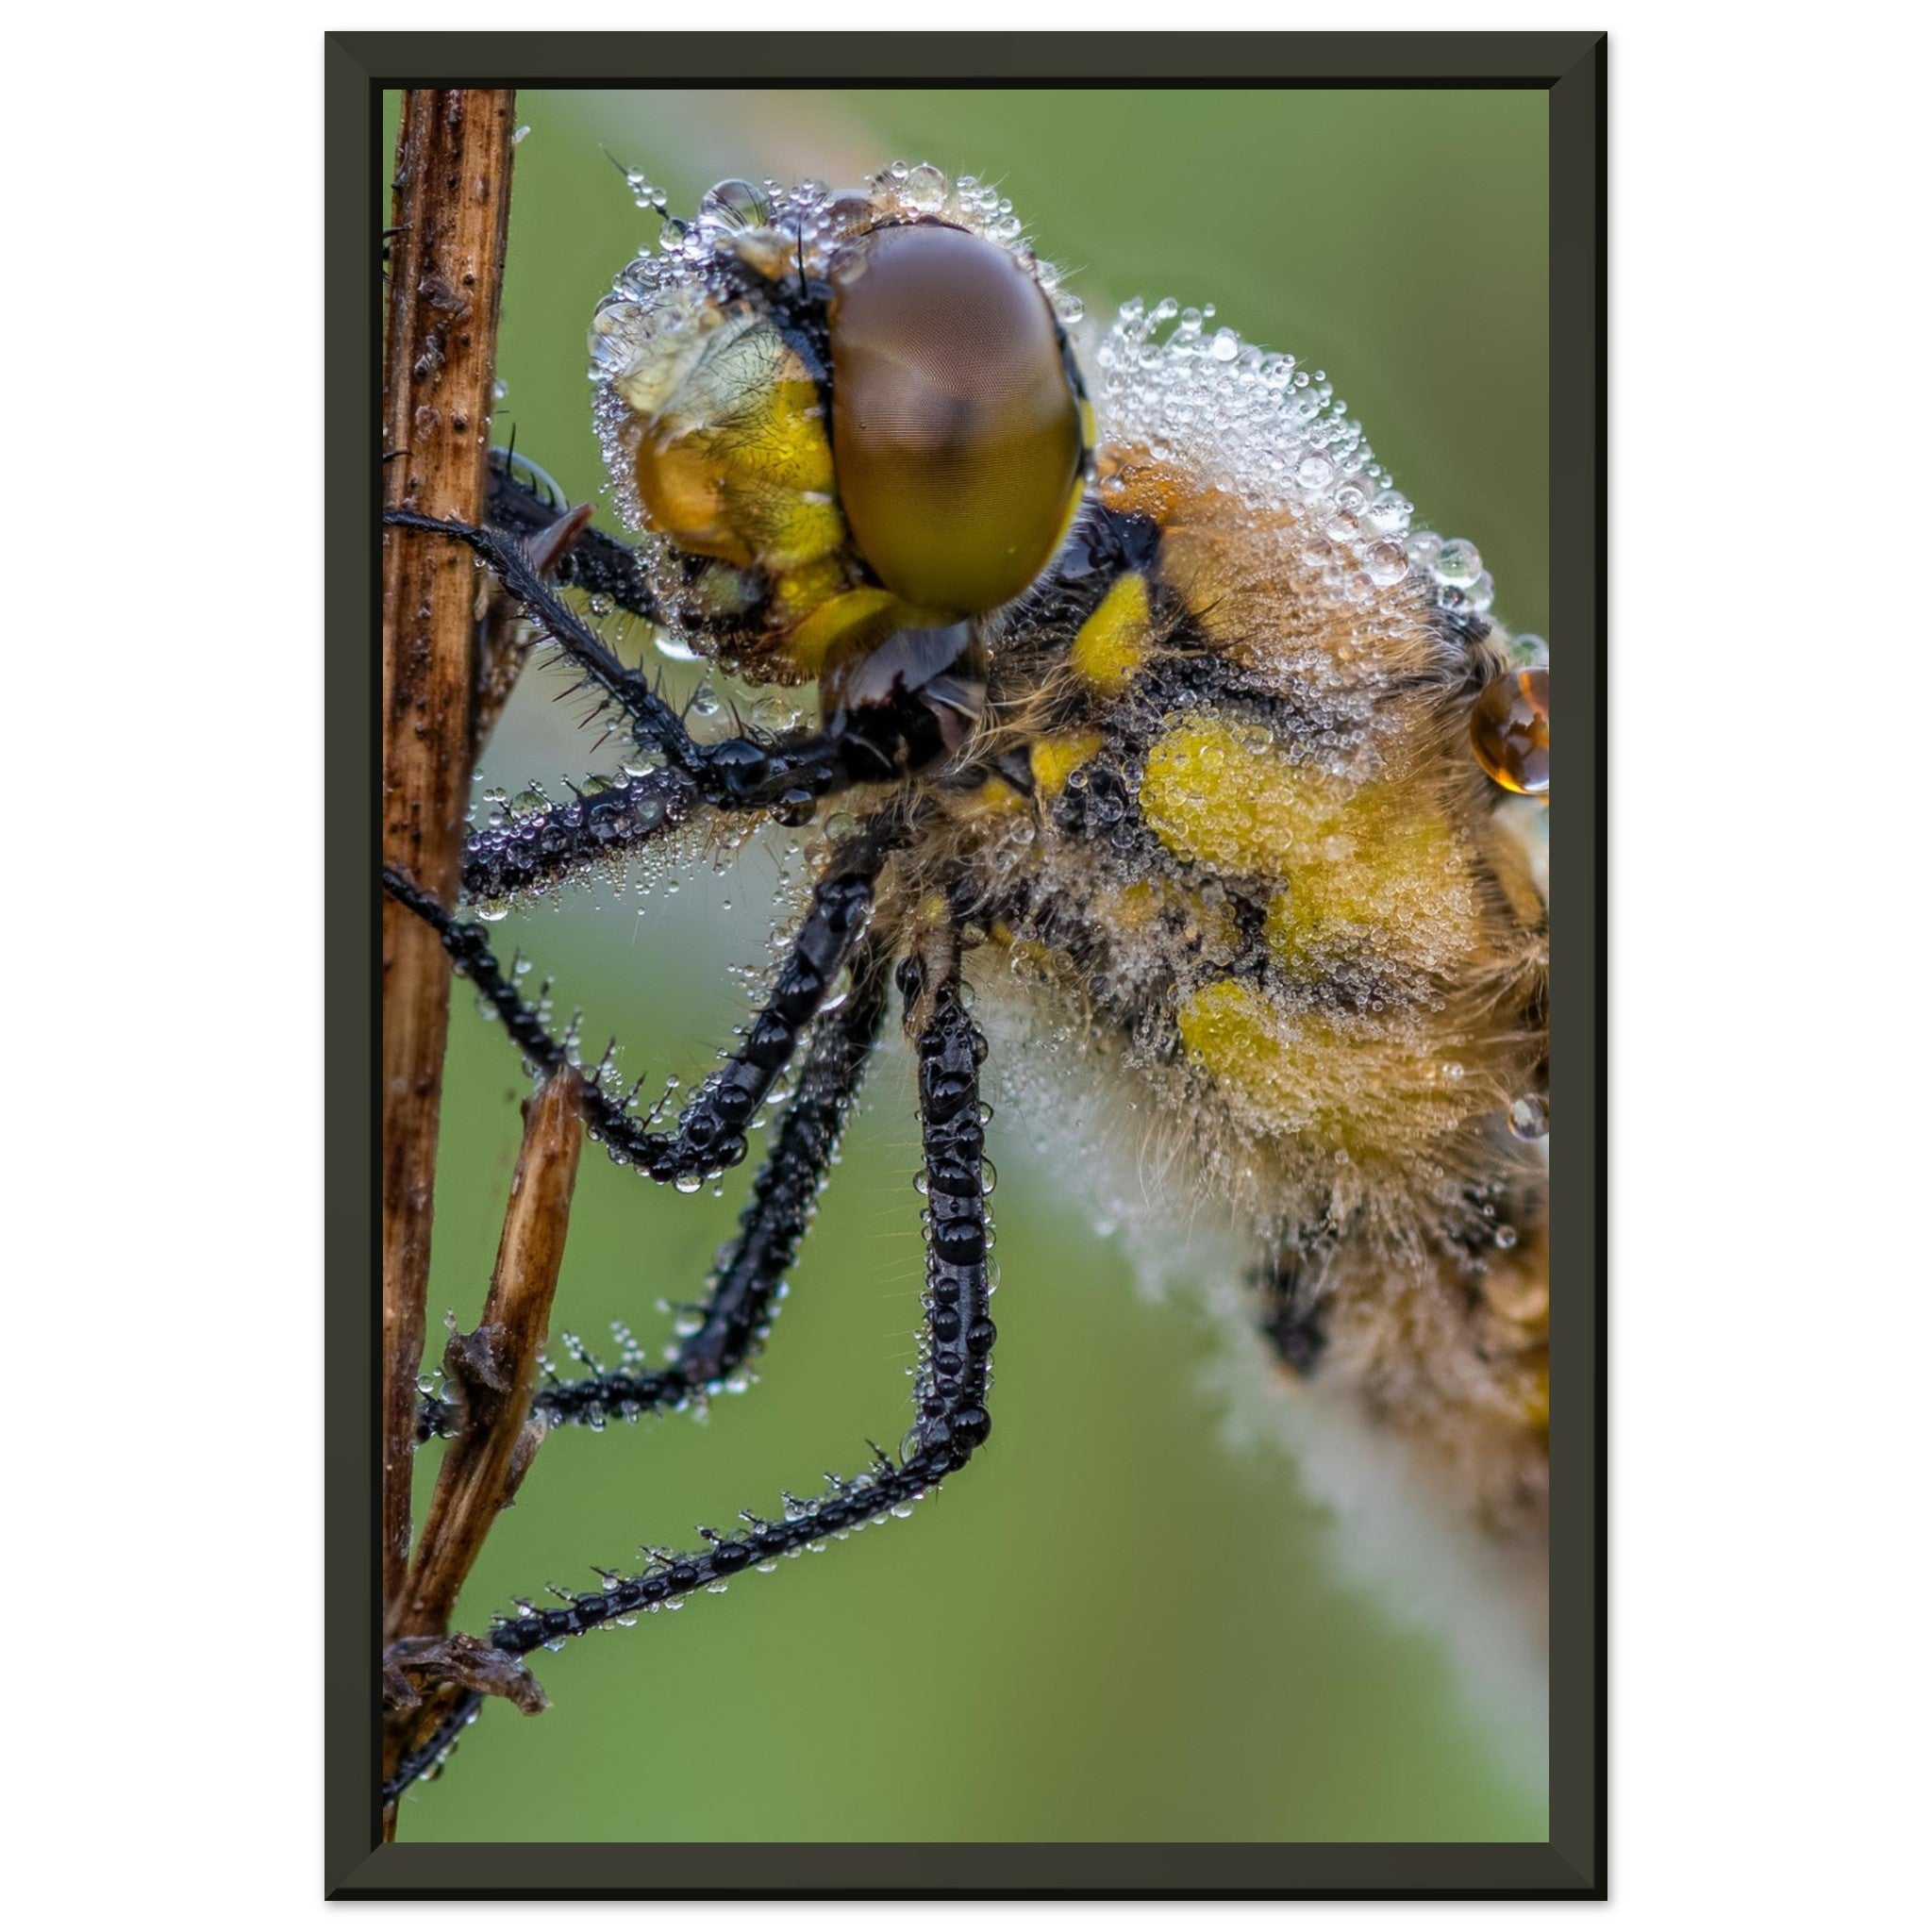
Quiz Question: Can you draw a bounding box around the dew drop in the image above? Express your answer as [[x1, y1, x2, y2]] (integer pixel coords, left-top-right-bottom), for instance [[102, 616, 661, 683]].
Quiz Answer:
[[1470, 668, 1549, 797], [901, 161, 946, 210], [698, 177, 772, 229], [1433, 538, 1483, 588]]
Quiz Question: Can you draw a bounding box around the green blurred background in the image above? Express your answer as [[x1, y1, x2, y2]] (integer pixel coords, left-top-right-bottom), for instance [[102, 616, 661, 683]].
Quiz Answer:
[[386, 85, 1549, 1844]]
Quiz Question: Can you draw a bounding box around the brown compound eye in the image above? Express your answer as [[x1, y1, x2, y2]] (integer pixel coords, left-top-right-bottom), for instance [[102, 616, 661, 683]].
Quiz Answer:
[[827, 223, 1084, 615], [1471, 667, 1549, 797]]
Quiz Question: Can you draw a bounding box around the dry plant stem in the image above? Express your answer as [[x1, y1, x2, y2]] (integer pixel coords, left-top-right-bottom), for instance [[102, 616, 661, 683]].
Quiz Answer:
[[397, 1069, 587, 1639], [382, 1072, 585, 1827], [381, 87, 517, 1626]]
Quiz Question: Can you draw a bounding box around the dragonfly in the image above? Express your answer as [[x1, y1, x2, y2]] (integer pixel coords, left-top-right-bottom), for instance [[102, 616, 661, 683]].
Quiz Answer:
[[384, 135, 1552, 1838]]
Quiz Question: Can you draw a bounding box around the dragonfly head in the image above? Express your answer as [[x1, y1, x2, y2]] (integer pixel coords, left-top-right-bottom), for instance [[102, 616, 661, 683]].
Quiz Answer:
[[590, 166, 1092, 691]]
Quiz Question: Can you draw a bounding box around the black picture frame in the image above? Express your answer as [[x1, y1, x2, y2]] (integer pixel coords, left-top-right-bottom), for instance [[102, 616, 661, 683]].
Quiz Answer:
[[327, 29, 1606, 1899]]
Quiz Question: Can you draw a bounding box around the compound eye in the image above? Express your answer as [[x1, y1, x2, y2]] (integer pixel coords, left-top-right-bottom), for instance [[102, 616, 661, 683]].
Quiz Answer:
[[827, 224, 1084, 615]]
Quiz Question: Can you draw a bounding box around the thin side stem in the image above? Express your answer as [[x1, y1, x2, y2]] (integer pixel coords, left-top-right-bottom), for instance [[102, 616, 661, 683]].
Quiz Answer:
[[392, 1067, 587, 1641], [382, 1068, 585, 1832]]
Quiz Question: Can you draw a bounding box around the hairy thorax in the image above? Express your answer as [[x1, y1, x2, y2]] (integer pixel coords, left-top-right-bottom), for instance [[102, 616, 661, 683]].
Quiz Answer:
[[908, 451, 1551, 1541]]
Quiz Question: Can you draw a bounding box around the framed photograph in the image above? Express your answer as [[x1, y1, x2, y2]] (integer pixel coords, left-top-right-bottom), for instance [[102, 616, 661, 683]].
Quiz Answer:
[[328, 30, 1604, 1899]]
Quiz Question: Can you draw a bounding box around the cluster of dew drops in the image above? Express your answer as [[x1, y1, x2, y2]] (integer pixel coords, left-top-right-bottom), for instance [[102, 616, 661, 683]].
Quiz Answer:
[[1092, 291, 1527, 641], [601, 159, 1084, 327]]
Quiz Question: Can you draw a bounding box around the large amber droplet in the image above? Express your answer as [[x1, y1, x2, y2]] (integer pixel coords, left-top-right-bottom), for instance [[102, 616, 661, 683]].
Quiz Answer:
[[1471, 668, 1549, 797]]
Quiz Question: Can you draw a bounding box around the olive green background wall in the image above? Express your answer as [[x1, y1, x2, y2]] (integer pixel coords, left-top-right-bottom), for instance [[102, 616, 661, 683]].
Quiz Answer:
[[384, 84, 1549, 1844]]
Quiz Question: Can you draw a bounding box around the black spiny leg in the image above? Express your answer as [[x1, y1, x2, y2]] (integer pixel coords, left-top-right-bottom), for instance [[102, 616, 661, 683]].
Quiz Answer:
[[386, 941, 997, 1807], [416, 945, 891, 1441], [486, 457, 664, 626], [383, 813, 904, 1190], [385, 507, 849, 898]]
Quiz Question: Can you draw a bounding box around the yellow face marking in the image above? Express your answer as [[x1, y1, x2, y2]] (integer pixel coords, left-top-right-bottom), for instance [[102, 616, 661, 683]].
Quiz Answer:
[[1069, 571, 1152, 693], [770, 556, 850, 626], [780, 586, 908, 682], [1029, 727, 1104, 797], [632, 316, 844, 577]]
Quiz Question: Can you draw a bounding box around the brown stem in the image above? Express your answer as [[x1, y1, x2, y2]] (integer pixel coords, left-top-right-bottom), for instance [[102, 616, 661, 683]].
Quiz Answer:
[[380, 88, 517, 1627]]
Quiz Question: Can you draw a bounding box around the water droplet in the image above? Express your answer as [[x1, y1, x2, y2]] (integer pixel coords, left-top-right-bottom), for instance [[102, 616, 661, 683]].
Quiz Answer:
[[1433, 538, 1483, 588], [698, 177, 772, 229], [1470, 668, 1549, 797], [1364, 541, 1408, 588], [1297, 454, 1335, 492], [901, 161, 946, 210]]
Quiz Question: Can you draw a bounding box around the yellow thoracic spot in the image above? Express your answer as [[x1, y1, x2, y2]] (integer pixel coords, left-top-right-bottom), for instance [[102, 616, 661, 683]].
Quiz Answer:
[[1140, 716, 1338, 877], [1176, 979, 1345, 1140], [1069, 570, 1152, 693], [965, 774, 1030, 816], [1262, 790, 1470, 970], [1029, 727, 1105, 797], [1141, 717, 1477, 974], [1175, 979, 1457, 1158]]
